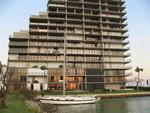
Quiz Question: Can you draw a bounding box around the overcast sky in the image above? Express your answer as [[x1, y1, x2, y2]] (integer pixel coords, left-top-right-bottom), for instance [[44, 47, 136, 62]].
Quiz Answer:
[[0, 0, 150, 80]]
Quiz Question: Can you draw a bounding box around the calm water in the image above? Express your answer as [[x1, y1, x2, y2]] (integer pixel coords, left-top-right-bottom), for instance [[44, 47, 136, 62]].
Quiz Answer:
[[57, 97, 150, 113]]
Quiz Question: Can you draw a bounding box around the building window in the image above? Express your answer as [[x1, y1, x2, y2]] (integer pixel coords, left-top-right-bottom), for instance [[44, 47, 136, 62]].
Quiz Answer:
[[51, 76, 54, 81], [20, 76, 27, 82], [60, 76, 63, 80]]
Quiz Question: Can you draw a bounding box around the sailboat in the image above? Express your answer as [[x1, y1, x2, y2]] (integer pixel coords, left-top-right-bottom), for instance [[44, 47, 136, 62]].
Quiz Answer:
[[37, 95, 97, 105], [37, 35, 100, 105]]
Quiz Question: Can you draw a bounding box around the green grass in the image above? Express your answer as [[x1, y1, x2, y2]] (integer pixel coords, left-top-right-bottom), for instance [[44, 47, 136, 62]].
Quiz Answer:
[[41, 89, 145, 96], [0, 92, 38, 113]]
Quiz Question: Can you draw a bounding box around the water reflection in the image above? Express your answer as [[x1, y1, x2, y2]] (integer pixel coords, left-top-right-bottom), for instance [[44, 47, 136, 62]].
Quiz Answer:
[[57, 104, 97, 113], [57, 97, 150, 113], [126, 97, 150, 113], [99, 98, 128, 113]]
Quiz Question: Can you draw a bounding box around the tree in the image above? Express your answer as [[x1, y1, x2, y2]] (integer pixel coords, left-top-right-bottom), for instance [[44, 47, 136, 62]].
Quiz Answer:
[[135, 66, 143, 90], [32, 65, 38, 68], [40, 65, 47, 71], [0, 62, 16, 108]]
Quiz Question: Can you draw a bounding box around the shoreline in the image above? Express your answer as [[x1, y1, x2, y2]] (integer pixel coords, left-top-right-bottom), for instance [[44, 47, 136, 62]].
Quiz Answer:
[[94, 92, 150, 99]]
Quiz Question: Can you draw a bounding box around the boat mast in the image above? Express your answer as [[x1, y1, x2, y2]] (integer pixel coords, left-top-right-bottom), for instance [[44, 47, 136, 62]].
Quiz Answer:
[[63, 34, 66, 96]]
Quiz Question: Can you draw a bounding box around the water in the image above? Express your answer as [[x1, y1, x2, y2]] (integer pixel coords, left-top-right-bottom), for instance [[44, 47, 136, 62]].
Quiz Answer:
[[57, 97, 150, 113]]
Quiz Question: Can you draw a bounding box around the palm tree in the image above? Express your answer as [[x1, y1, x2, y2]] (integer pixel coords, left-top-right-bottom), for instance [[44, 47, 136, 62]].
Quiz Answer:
[[135, 66, 143, 90], [40, 65, 47, 71]]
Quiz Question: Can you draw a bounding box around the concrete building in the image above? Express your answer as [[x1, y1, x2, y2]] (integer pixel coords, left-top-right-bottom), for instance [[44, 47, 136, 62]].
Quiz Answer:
[[8, 0, 131, 91]]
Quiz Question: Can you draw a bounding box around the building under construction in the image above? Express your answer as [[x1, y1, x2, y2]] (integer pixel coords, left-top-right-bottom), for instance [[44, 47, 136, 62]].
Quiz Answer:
[[8, 0, 131, 91]]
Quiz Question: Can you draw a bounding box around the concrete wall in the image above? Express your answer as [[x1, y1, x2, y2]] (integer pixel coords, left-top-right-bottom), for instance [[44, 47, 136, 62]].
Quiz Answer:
[[105, 84, 122, 90]]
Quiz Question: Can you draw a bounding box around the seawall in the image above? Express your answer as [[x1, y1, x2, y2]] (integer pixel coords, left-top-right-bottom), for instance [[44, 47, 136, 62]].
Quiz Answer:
[[94, 92, 150, 99]]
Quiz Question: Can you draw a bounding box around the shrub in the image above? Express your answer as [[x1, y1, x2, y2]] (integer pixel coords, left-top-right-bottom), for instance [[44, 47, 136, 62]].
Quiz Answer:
[[22, 90, 39, 101]]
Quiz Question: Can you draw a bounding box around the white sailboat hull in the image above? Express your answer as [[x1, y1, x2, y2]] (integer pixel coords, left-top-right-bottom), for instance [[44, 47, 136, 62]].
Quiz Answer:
[[38, 96, 98, 105]]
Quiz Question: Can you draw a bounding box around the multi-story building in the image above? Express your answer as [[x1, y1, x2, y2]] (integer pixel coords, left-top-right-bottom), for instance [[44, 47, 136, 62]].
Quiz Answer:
[[8, 0, 131, 91]]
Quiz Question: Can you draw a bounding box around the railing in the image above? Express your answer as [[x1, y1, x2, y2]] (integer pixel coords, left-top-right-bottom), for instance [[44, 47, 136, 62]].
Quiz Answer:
[[125, 72, 132, 76], [123, 46, 130, 50], [125, 59, 131, 63], [30, 22, 47, 25], [124, 53, 131, 56], [28, 72, 48, 76], [67, 24, 82, 27], [9, 42, 28, 46], [47, 36, 64, 40], [49, 23, 65, 26], [85, 25, 98, 28], [123, 40, 129, 43], [30, 29, 48, 32], [49, 17, 65, 20], [111, 0, 125, 2], [125, 66, 132, 70], [48, 4, 65, 7], [101, 14, 121, 18], [30, 15, 48, 19]]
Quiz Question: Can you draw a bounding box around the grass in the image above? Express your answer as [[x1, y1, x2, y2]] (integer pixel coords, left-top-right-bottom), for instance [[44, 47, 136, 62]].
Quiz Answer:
[[0, 92, 38, 113], [41, 89, 145, 96]]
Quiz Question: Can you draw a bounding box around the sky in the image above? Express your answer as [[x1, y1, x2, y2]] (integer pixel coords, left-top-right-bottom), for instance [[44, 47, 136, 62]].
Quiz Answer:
[[0, 0, 150, 80]]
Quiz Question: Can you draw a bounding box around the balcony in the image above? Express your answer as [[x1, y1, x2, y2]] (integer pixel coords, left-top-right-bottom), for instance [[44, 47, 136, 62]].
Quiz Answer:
[[48, 30, 65, 33], [111, 0, 125, 1], [84, 18, 100, 23], [49, 23, 65, 27], [85, 25, 99, 28], [125, 72, 132, 76], [103, 39, 122, 43], [30, 22, 47, 26], [102, 31, 123, 36], [102, 21, 128, 28], [101, 10, 126, 17], [30, 29, 48, 33], [123, 40, 129, 45], [9, 50, 27, 54], [49, 0, 67, 2], [125, 66, 132, 70], [67, 5, 82, 9], [101, 3, 126, 11], [9, 42, 28, 47], [68, 0, 82, 2], [67, 36, 83, 41], [67, 24, 82, 27], [49, 17, 65, 20], [124, 59, 131, 64], [48, 4, 65, 8], [101, 14, 121, 18], [67, 17, 82, 21], [48, 10, 65, 14], [47, 36, 64, 41], [124, 53, 131, 57], [30, 15, 48, 19], [110, 0, 125, 4], [104, 65, 131, 70], [67, 12, 83, 15], [123, 46, 130, 50], [102, 27, 128, 32], [28, 68, 48, 76]]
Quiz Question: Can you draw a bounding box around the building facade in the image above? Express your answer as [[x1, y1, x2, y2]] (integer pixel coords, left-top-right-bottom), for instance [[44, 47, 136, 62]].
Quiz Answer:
[[8, 0, 131, 91]]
